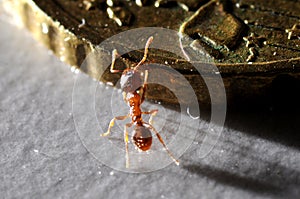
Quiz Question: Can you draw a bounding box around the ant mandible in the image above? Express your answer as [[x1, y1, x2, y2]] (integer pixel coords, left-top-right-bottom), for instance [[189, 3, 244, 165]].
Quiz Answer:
[[101, 36, 179, 168]]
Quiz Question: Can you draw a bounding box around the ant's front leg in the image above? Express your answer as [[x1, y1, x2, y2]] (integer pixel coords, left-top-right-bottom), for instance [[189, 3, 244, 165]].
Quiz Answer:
[[141, 70, 157, 125], [140, 70, 148, 103], [101, 115, 128, 137]]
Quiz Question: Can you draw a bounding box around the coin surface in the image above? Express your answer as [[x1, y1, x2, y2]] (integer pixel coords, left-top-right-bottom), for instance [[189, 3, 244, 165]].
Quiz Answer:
[[5, 0, 300, 106]]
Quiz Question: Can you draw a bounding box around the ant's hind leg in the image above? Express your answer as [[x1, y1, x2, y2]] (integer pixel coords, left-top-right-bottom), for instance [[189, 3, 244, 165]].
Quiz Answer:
[[145, 123, 180, 166], [101, 115, 128, 137], [124, 122, 132, 168]]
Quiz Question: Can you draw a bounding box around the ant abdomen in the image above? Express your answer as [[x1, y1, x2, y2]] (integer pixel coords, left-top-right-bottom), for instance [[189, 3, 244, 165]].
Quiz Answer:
[[132, 125, 152, 151]]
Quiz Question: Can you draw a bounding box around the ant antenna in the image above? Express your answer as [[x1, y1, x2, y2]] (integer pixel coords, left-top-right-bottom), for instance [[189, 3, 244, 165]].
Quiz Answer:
[[110, 49, 122, 73], [135, 36, 153, 70]]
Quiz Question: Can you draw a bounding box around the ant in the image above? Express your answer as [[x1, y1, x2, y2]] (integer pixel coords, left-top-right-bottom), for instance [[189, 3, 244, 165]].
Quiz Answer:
[[101, 36, 179, 168]]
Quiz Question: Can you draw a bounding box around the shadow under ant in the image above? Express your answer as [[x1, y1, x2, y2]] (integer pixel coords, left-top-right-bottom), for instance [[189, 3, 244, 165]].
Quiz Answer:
[[181, 163, 282, 195]]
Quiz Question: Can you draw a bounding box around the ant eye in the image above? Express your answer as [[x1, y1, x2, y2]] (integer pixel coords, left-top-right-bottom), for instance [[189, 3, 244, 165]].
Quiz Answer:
[[136, 86, 143, 93]]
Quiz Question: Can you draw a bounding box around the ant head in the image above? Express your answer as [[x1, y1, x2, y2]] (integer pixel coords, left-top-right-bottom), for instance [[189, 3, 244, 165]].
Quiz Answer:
[[120, 68, 143, 93]]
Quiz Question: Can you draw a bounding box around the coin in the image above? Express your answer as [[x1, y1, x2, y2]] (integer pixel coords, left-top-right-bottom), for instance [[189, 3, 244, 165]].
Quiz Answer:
[[5, 0, 300, 106]]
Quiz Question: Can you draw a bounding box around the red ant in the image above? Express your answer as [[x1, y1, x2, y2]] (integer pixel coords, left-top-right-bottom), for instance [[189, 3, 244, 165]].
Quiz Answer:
[[101, 36, 179, 168]]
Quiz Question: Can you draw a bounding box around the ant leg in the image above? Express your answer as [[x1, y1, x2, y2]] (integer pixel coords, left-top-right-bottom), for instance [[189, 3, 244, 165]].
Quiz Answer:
[[110, 49, 122, 73], [124, 122, 132, 168], [141, 70, 148, 103], [144, 70, 149, 85], [144, 123, 180, 166], [101, 115, 128, 137], [142, 109, 158, 125], [135, 36, 153, 69]]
